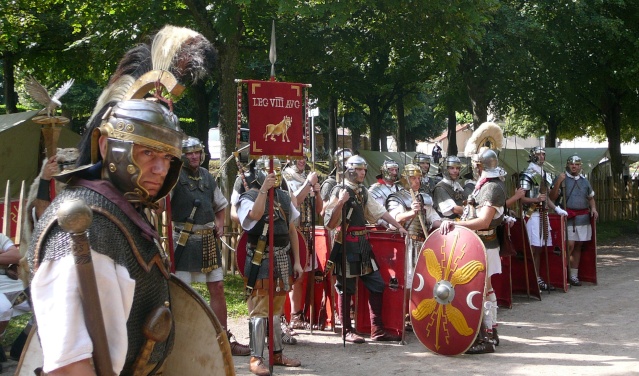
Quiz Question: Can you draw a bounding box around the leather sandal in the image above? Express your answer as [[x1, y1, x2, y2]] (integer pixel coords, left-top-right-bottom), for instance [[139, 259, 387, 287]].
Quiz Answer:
[[249, 356, 270, 376], [273, 352, 301, 367]]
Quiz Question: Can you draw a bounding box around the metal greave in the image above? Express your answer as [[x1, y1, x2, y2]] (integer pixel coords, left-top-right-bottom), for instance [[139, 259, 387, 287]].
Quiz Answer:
[[249, 316, 267, 358]]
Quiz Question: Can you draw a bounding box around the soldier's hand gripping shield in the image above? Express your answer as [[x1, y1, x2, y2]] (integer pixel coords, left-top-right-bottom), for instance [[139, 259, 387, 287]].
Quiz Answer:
[[410, 226, 487, 356]]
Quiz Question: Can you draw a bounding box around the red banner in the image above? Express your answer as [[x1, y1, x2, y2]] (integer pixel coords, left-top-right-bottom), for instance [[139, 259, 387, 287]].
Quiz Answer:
[[245, 80, 307, 158]]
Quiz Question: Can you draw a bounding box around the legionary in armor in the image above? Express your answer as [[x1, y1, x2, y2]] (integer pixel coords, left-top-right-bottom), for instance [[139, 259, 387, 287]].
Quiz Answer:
[[281, 154, 322, 332], [441, 124, 508, 354], [519, 146, 567, 292], [433, 155, 465, 219], [237, 156, 303, 376], [549, 155, 598, 287], [28, 99, 184, 375], [412, 152, 439, 196], [386, 164, 446, 284], [26, 25, 229, 375], [320, 148, 352, 204], [171, 136, 249, 356], [369, 159, 402, 207], [324, 155, 408, 344]]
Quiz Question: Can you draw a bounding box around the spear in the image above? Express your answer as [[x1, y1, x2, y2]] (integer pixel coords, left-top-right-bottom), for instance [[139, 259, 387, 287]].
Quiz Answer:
[[269, 20, 277, 81]]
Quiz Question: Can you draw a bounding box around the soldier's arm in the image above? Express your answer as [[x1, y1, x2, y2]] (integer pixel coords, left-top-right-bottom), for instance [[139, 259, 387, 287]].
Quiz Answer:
[[325, 189, 349, 230], [454, 205, 497, 231], [289, 221, 303, 278], [506, 188, 525, 208]]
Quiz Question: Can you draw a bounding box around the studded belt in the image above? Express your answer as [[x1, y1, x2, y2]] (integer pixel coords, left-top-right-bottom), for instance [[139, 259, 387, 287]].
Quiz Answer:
[[174, 227, 214, 236], [348, 230, 368, 236], [409, 234, 426, 242]]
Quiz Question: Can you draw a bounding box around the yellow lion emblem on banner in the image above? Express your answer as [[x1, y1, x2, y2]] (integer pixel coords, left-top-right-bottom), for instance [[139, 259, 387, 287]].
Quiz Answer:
[[263, 116, 292, 142]]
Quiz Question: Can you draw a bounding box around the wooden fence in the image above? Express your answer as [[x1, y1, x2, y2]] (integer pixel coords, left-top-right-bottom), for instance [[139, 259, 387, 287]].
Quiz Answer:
[[590, 165, 639, 222]]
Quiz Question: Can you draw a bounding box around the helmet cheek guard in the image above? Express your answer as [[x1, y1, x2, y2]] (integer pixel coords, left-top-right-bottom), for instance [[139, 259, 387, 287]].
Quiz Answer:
[[440, 156, 462, 180], [256, 156, 283, 187], [381, 160, 400, 182], [344, 155, 367, 184], [97, 100, 184, 206], [182, 136, 205, 166]]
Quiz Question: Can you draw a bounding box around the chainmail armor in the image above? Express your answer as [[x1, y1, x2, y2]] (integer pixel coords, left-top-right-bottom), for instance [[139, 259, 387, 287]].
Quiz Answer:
[[472, 179, 507, 249], [27, 186, 173, 373], [433, 180, 464, 219], [320, 176, 337, 202]]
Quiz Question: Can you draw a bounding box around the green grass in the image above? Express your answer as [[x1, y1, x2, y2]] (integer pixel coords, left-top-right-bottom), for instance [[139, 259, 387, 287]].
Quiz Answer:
[[192, 273, 249, 318], [2, 312, 30, 349], [2, 273, 249, 351], [596, 219, 638, 244]]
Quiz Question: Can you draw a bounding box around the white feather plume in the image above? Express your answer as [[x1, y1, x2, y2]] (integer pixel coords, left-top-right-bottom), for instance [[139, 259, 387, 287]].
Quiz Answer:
[[464, 121, 504, 157]]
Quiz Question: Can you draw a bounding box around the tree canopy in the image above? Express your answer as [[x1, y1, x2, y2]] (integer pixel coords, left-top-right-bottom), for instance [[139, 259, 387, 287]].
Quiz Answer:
[[2, 0, 638, 178]]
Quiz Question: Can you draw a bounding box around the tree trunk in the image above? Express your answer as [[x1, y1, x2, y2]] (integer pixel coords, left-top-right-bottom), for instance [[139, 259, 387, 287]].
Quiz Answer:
[[469, 92, 488, 130], [396, 94, 406, 151], [352, 127, 361, 152], [380, 127, 388, 152], [215, 26, 241, 198], [546, 114, 559, 148], [3, 53, 18, 113], [601, 89, 623, 177], [447, 107, 458, 157], [328, 96, 338, 153], [368, 106, 382, 152], [191, 82, 211, 165]]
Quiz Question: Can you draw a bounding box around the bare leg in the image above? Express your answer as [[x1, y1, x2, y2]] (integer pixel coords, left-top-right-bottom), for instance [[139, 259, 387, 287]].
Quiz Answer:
[[208, 281, 250, 356], [207, 281, 228, 330]]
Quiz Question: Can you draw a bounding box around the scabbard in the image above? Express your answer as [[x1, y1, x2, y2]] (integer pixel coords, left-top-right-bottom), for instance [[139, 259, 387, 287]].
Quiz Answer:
[[245, 224, 269, 296], [246, 260, 262, 296], [58, 199, 114, 376], [174, 221, 195, 267]]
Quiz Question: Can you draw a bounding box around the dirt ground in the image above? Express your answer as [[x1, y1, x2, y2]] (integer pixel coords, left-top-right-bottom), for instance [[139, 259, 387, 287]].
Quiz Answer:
[[4, 234, 638, 376], [226, 234, 639, 376]]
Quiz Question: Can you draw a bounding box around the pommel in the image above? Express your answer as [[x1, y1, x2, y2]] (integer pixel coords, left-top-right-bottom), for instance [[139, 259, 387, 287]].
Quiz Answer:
[[194, 199, 201, 208], [57, 198, 93, 234]]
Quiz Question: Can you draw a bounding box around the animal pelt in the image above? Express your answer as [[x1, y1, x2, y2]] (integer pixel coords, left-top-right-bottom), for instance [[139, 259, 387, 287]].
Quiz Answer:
[[20, 148, 79, 256]]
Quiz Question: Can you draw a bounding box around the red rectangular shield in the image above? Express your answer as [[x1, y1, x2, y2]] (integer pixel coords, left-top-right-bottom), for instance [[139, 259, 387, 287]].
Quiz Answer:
[[245, 80, 307, 158]]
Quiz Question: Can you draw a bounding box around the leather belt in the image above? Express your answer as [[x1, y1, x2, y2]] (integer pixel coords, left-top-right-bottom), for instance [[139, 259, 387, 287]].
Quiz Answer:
[[174, 227, 214, 236]]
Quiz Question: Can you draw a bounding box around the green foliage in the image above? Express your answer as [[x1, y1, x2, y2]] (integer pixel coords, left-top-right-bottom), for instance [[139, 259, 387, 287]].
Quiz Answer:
[[596, 220, 638, 244]]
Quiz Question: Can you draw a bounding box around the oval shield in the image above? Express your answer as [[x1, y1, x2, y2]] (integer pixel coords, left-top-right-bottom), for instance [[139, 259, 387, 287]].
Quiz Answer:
[[236, 229, 307, 277], [410, 226, 487, 356]]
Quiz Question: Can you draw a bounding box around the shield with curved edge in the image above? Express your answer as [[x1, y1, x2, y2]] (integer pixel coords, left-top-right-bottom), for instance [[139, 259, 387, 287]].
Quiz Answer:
[[164, 275, 234, 375], [236, 229, 307, 277], [15, 276, 234, 375], [410, 226, 487, 356]]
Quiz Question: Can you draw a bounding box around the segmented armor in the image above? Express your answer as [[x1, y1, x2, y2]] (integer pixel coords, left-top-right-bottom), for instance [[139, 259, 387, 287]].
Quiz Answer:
[[519, 167, 553, 213]]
